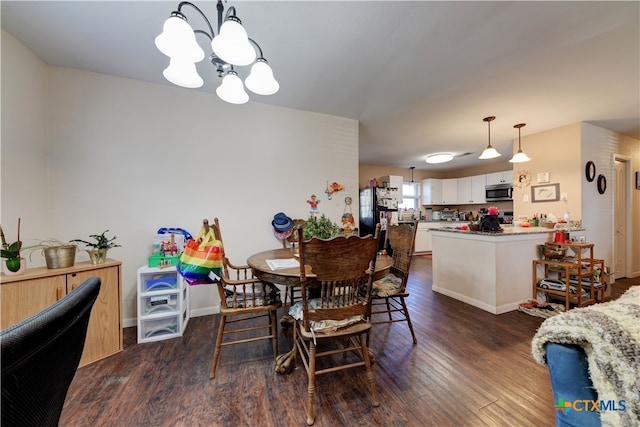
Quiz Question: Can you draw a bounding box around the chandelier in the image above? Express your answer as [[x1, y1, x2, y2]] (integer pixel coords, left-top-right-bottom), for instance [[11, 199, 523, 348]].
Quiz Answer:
[[155, 0, 279, 104]]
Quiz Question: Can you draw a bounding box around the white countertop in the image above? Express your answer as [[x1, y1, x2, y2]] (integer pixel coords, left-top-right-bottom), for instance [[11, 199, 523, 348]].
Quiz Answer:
[[432, 225, 584, 236]]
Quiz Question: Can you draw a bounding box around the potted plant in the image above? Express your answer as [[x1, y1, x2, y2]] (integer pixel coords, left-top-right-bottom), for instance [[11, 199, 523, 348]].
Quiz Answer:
[[22, 239, 78, 269], [303, 214, 342, 240], [0, 220, 26, 275], [72, 230, 121, 265]]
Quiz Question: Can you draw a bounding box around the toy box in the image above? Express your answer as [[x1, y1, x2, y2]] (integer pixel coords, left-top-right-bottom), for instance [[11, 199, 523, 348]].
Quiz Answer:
[[148, 253, 181, 268]]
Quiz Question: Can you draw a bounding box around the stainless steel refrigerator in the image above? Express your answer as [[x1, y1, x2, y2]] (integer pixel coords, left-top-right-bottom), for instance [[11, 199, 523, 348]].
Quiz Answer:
[[359, 187, 399, 249]]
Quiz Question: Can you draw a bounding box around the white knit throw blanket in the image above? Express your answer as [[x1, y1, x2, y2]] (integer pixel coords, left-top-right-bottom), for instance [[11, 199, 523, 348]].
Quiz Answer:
[[531, 286, 640, 427]]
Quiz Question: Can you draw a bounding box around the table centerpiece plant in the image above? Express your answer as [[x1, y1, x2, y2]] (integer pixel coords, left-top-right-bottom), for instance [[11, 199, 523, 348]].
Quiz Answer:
[[71, 230, 121, 265], [303, 214, 342, 240]]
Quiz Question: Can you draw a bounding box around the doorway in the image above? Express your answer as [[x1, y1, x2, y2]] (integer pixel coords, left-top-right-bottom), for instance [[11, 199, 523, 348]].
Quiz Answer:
[[613, 155, 631, 279]]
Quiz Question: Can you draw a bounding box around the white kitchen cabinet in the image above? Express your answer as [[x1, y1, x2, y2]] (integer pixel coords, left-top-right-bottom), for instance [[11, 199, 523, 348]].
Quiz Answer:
[[414, 222, 430, 252], [457, 175, 487, 204], [441, 179, 458, 205], [379, 175, 403, 199], [422, 178, 442, 205], [137, 265, 189, 343], [486, 170, 514, 185]]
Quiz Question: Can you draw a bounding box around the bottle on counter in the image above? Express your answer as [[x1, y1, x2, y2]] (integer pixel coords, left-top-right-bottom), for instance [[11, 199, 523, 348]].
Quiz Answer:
[[564, 212, 571, 231]]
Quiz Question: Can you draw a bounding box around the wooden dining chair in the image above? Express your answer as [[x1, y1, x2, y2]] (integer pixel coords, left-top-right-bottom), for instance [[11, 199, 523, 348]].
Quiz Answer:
[[281, 219, 306, 306], [369, 221, 418, 345], [209, 218, 282, 379], [290, 224, 380, 426]]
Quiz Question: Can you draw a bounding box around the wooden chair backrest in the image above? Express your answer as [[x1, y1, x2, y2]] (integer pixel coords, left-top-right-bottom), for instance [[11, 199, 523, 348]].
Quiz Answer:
[[297, 225, 380, 330], [384, 222, 417, 290], [210, 218, 275, 309], [280, 219, 306, 247]]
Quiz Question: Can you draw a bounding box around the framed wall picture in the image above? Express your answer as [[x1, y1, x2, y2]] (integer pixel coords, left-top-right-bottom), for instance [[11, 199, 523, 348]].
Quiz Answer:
[[585, 161, 596, 182], [537, 172, 550, 183], [531, 183, 560, 202], [597, 174, 607, 194], [636, 171, 640, 190]]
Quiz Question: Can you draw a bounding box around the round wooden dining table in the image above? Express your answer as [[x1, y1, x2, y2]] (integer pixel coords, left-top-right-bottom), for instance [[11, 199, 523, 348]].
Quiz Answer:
[[247, 247, 393, 374], [247, 248, 393, 287]]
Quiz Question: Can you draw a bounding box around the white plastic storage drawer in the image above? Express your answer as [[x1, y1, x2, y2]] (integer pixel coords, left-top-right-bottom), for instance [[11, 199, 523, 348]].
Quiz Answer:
[[140, 272, 178, 293], [140, 293, 179, 316], [139, 315, 179, 341]]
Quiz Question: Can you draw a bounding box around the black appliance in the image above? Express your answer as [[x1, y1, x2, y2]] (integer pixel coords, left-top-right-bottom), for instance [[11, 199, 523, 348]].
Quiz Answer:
[[359, 187, 398, 250], [485, 183, 513, 202], [479, 214, 502, 232]]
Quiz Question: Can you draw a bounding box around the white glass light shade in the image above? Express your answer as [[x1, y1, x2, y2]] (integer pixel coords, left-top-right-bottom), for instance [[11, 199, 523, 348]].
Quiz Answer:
[[509, 150, 531, 163], [245, 59, 279, 95], [216, 71, 249, 104], [479, 146, 501, 159], [211, 18, 256, 66], [426, 153, 454, 164], [163, 59, 203, 88], [155, 15, 205, 62]]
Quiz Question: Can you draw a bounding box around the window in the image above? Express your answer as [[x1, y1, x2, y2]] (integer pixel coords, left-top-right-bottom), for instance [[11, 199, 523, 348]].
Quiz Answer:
[[398, 182, 420, 211]]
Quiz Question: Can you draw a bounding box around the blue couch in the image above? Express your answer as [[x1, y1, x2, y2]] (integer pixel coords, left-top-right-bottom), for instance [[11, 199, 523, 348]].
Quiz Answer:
[[545, 342, 600, 427], [532, 286, 639, 427]]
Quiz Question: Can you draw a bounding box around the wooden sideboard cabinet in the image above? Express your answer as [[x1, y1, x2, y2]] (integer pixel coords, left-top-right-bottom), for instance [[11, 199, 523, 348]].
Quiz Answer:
[[1, 259, 123, 367]]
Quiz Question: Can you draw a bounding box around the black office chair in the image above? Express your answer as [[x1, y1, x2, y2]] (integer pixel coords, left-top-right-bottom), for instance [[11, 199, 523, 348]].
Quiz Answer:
[[1, 277, 101, 427]]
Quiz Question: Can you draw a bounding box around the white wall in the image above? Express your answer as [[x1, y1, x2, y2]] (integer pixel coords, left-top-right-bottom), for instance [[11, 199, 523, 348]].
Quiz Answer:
[[1, 31, 360, 325], [580, 123, 617, 270], [0, 30, 51, 244]]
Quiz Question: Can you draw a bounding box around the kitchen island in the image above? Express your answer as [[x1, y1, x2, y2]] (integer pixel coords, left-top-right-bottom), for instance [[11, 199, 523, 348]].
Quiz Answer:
[[430, 226, 585, 314]]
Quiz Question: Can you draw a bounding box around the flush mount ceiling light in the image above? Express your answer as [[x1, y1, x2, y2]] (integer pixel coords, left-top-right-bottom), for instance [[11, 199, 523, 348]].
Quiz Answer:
[[509, 123, 531, 163], [479, 116, 501, 160], [155, 0, 279, 104], [425, 153, 454, 164]]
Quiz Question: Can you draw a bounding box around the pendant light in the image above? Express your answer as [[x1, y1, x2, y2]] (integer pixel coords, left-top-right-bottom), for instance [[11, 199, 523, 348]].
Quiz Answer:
[[410, 166, 415, 182], [479, 116, 501, 159], [509, 123, 531, 163]]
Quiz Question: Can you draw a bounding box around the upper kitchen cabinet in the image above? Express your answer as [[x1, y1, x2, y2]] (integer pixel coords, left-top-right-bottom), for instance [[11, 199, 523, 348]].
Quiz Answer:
[[486, 170, 514, 185], [379, 175, 403, 198], [441, 178, 458, 205], [457, 175, 486, 204], [422, 178, 442, 205]]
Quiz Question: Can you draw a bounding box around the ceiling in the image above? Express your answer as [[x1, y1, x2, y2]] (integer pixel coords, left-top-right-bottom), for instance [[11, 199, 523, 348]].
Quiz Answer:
[[2, 1, 639, 171]]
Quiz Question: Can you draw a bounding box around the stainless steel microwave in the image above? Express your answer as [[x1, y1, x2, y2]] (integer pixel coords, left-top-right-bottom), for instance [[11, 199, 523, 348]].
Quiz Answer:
[[485, 183, 513, 201]]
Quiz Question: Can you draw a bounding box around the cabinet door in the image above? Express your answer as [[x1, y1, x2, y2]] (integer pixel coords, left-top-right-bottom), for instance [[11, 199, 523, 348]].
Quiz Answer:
[[414, 225, 429, 252], [421, 179, 442, 205], [470, 175, 486, 203], [68, 266, 121, 367], [1, 276, 67, 328], [457, 177, 471, 204], [486, 171, 513, 185], [441, 179, 458, 204], [503, 170, 514, 184]]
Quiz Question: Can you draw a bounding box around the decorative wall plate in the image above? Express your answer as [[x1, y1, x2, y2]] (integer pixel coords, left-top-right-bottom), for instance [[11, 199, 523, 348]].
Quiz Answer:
[[585, 161, 596, 182], [597, 174, 606, 194], [514, 171, 531, 188]]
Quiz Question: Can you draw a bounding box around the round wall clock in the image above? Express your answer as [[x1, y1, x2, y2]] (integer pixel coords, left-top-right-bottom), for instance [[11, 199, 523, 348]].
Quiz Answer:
[[597, 175, 606, 194], [585, 161, 596, 182]]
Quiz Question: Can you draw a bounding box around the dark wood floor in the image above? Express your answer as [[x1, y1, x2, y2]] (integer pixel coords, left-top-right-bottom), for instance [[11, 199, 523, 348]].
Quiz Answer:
[[61, 256, 636, 427]]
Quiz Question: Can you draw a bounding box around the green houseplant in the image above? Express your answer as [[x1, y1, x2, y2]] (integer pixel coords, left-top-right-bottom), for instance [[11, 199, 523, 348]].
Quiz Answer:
[[71, 230, 121, 265], [22, 239, 78, 269], [303, 214, 342, 240], [0, 221, 25, 274]]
